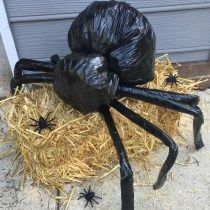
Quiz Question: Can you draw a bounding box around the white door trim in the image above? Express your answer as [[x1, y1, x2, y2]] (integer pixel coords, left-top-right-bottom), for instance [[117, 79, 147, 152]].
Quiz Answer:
[[0, 0, 19, 72]]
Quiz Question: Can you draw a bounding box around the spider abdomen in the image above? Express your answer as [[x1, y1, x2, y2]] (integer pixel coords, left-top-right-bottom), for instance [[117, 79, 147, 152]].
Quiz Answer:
[[68, 0, 156, 85], [53, 53, 119, 113]]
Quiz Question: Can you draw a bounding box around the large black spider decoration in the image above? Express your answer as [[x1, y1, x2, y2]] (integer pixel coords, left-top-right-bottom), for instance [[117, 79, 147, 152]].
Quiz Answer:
[[29, 112, 56, 134], [78, 187, 102, 208], [165, 73, 181, 87], [10, 1, 204, 210]]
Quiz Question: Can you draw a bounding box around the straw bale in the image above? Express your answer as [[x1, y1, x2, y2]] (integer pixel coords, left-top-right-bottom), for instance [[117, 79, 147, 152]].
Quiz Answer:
[[0, 55, 202, 190]]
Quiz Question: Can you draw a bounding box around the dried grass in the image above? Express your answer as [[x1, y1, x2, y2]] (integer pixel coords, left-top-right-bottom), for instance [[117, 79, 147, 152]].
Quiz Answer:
[[0, 55, 202, 190]]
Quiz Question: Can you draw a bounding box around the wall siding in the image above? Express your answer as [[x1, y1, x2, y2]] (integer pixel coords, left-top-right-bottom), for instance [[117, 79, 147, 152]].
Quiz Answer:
[[4, 0, 210, 62], [4, 0, 210, 17]]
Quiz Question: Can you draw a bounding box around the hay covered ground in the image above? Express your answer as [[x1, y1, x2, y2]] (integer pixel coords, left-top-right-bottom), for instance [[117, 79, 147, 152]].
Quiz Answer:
[[0, 55, 202, 193]]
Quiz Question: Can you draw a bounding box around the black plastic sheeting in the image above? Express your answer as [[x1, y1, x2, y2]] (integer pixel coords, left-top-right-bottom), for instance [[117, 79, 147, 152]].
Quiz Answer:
[[68, 0, 156, 85], [53, 53, 119, 113]]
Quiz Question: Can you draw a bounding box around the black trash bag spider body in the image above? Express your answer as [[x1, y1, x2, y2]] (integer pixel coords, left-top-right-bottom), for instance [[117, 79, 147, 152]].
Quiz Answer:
[[10, 1, 204, 210]]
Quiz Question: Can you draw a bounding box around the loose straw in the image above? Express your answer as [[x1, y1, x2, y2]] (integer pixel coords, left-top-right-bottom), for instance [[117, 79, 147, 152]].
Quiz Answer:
[[0, 55, 202, 190]]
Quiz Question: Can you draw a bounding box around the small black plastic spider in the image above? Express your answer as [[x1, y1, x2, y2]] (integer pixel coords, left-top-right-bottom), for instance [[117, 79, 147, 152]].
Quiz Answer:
[[164, 73, 181, 87], [29, 112, 56, 134], [78, 187, 102, 208]]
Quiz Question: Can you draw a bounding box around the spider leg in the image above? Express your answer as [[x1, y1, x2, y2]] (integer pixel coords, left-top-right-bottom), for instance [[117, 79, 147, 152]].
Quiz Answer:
[[118, 85, 204, 149], [45, 112, 52, 121], [85, 201, 89, 208], [47, 127, 52, 131], [30, 118, 39, 123], [78, 195, 84, 200], [47, 123, 56, 126], [164, 81, 169, 87], [90, 200, 94, 207], [14, 58, 55, 77], [10, 73, 54, 94], [111, 100, 178, 190], [47, 125, 55, 131], [92, 198, 99, 204], [34, 127, 39, 132], [99, 105, 134, 210], [119, 86, 199, 106], [79, 192, 85, 195], [39, 128, 41, 134], [84, 189, 88, 194], [47, 118, 56, 123], [29, 124, 38, 127], [93, 195, 102, 199], [50, 54, 61, 66]]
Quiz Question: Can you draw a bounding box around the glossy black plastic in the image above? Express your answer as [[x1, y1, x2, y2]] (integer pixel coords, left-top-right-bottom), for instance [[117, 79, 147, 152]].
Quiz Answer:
[[111, 99, 178, 190], [118, 85, 204, 149], [68, 0, 156, 85], [9, 1, 205, 210], [53, 53, 119, 113], [100, 105, 134, 210]]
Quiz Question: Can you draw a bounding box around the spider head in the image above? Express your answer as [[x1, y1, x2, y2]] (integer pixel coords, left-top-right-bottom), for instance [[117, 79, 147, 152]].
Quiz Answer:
[[38, 116, 48, 128], [86, 191, 95, 200], [53, 53, 119, 114]]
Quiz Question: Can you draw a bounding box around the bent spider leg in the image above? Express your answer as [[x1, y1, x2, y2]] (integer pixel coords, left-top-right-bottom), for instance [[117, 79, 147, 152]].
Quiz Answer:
[[90, 200, 94, 207], [45, 112, 52, 120], [14, 58, 54, 77], [93, 195, 102, 199], [92, 198, 99, 204], [47, 118, 56, 123], [50, 54, 61, 66], [118, 86, 199, 106], [29, 124, 38, 127], [111, 100, 178, 190], [45, 113, 56, 124], [78, 195, 84, 200], [99, 105, 134, 210], [29, 118, 39, 123], [88, 186, 91, 192], [34, 127, 39, 133], [47, 123, 56, 127], [118, 85, 204, 150], [164, 81, 169, 87], [85, 201, 90, 208], [10, 73, 54, 95], [47, 127, 52, 131]]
